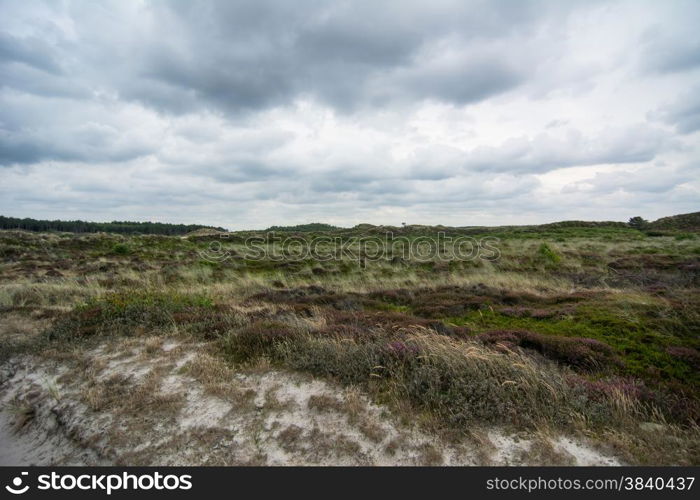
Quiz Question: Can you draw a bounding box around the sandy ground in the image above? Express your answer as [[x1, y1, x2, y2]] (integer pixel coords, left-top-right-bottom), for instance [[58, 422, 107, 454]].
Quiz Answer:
[[0, 338, 621, 466]]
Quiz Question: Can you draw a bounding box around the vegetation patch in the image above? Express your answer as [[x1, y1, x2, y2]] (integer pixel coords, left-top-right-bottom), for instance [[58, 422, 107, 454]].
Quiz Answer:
[[220, 325, 672, 430], [45, 291, 223, 342], [2, 214, 699, 464], [477, 330, 621, 371], [537, 242, 561, 265]]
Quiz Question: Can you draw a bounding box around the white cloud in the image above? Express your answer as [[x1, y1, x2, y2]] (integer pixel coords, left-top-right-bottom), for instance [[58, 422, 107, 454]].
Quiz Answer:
[[0, 0, 698, 228]]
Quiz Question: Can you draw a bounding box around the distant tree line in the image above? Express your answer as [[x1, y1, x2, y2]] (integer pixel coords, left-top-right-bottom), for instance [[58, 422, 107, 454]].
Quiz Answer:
[[265, 222, 341, 232], [0, 215, 225, 235]]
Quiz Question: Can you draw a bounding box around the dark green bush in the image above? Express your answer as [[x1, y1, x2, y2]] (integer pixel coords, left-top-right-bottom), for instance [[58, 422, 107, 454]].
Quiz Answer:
[[111, 243, 131, 255]]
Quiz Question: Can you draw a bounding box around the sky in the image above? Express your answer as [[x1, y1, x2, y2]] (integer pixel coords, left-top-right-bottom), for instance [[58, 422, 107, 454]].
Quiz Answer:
[[0, 0, 698, 230]]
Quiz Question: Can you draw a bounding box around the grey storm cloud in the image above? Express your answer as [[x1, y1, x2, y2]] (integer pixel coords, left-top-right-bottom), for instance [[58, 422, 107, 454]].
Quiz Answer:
[[653, 86, 700, 134], [0, 0, 699, 227], [639, 15, 700, 75], [0, 32, 63, 74], [119, 0, 544, 113], [0, 123, 154, 165], [0, 95, 158, 165], [0, 0, 577, 115]]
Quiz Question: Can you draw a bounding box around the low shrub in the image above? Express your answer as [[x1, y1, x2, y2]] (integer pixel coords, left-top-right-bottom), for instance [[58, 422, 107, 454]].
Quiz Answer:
[[218, 322, 659, 428], [395, 334, 581, 427], [111, 243, 131, 255], [666, 346, 700, 369], [276, 336, 383, 386], [220, 320, 298, 362], [569, 375, 699, 424], [320, 309, 470, 339], [45, 290, 219, 341], [477, 330, 621, 371]]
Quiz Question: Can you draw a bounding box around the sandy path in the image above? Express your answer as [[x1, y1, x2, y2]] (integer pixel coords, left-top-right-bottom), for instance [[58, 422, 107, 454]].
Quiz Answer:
[[0, 410, 51, 465]]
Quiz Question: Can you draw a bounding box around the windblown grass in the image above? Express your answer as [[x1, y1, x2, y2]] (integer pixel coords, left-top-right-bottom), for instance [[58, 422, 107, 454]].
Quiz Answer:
[[1, 225, 698, 464]]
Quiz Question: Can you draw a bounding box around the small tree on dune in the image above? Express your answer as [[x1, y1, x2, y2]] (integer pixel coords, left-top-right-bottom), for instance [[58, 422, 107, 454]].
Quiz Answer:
[[628, 216, 649, 230]]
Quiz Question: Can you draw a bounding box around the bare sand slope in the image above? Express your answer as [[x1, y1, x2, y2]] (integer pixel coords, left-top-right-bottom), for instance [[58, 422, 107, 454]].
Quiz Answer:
[[0, 338, 620, 466]]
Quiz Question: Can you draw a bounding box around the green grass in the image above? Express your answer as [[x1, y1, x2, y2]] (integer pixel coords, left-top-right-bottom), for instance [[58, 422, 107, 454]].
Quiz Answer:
[[448, 300, 699, 389]]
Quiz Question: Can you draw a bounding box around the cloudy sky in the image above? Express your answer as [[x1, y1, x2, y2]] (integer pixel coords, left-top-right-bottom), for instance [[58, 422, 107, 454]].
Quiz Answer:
[[0, 0, 698, 229]]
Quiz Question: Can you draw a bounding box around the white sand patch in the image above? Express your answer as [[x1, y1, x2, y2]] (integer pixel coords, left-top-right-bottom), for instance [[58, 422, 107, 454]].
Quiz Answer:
[[486, 431, 623, 466], [162, 341, 179, 352], [179, 389, 233, 429], [487, 431, 532, 465], [99, 356, 152, 381], [553, 437, 620, 466]]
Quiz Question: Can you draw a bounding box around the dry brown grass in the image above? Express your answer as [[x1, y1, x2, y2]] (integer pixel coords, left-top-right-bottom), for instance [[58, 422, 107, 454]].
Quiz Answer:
[[343, 387, 368, 424], [307, 394, 345, 413], [518, 435, 576, 465], [384, 436, 406, 456], [6, 400, 36, 430], [599, 425, 700, 466], [83, 370, 184, 416], [263, 386, 293, 411], [180, 352, 238, 399], [358, 420, 385, 443], [418, 443, 444, 465], [277, 425, 304, 453]]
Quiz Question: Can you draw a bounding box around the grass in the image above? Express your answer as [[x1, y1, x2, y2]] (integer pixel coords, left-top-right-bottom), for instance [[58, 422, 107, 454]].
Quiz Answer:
[[448, 297, 699, 391], [226, 326, 654, 428], [1, 223, 698, 464]]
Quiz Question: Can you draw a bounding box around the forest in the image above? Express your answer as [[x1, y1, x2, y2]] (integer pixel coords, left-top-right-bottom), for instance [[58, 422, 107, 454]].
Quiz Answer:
[[0, 215, 225, 236]]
